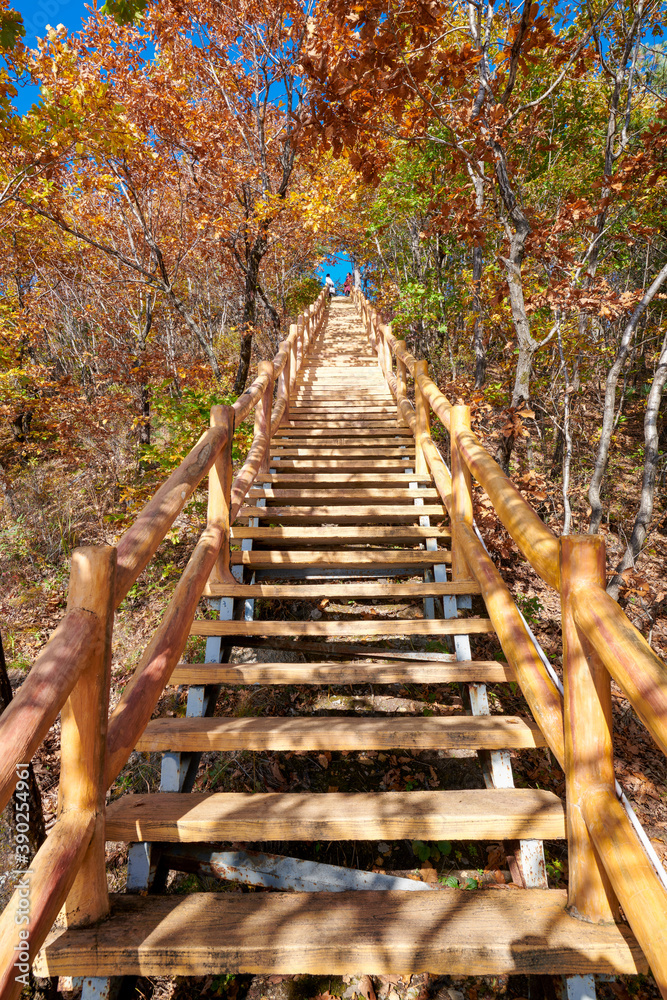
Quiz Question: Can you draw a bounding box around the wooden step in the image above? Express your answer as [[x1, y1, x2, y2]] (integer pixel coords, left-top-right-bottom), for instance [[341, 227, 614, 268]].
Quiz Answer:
[[190, 619, 492, 638], [105, 788, 565, 843], [294, 393, 395, 401], [230, 526, 451, 543], [237, 505, 446, 523], [288, 409, 398, 418], [260, 474, 430, 486], [273, 429, 413, 438], [290, 403, 397, 410], [170, 659, 508, 685], [35, 890, 646, 977], [273, 439, 411, 448], [135, 715, 546, 752], [265, 461, 413, 471], [286, 419, 401, 426], [284, 425, 404, 433], [270, 449, 414, 458], [203, 581, 479, 598], [228, 550, 451, 568], [34, 889, 648, 977], [249, 490, 436, 503]]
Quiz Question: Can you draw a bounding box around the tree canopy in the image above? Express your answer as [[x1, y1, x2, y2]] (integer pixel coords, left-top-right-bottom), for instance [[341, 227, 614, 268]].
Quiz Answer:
[[1, 0, 667, 579]]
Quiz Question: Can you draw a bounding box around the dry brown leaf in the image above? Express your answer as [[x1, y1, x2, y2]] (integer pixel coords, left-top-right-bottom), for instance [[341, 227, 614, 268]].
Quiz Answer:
[[357, 975, 376, 1000]]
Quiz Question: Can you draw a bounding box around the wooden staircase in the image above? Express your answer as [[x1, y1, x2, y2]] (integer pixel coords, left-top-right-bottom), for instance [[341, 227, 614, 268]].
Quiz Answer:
[[31, 298, 650, 987]]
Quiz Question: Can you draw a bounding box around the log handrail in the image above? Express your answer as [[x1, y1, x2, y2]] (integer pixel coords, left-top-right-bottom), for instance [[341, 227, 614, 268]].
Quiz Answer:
[[353, 286, 667, 997], [0, 288, 326, 1000], [572, 583, 667, 758]]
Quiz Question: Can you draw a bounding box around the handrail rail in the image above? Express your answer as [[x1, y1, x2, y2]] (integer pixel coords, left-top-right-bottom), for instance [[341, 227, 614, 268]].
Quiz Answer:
[[0, 609, 99, 811], [572, 583, 667, 757], [353, 286, 667, 997], [0, 288, 327, 1000]]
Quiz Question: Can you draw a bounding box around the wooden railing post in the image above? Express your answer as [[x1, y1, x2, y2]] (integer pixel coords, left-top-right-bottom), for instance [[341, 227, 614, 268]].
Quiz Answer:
[[414, 360, 430, 477], [395, 340, 408, 424], [207, 405, 235, 586], [256, 360, 274, 477], [560, 535, 619, 924], [450, 406, 474, 583], [278, 340, 291, 420], [296, 316, 305, 374], [289, 323, 298, 395], [382, 323, 393, 377], [59, 544, 116, 927], [366, 304, 375, 355], [373, 312, 384, 375], [309, 304, 316, 345], [302, 310, 310, 355]]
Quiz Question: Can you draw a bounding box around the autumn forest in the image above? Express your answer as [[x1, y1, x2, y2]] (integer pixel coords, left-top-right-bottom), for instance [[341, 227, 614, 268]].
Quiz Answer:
[[1, 0, 667, 657], [3, 1, 667, 996]]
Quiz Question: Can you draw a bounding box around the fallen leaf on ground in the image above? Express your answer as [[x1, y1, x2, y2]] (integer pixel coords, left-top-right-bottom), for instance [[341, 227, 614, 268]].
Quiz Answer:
[[357, 975, 376, 1000]]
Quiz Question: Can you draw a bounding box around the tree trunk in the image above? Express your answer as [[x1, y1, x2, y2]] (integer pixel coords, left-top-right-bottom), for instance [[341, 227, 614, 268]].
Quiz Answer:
[[607, 331, 667, 598], [588, 259, 667, 532], [9, 411, 32, 442], [472, 243, 486, 388], [469, 162, 486, 389], [503, 231, 536, 408], [165, 285, 221, 381], [495, 229, 535, 473], [550, 427, 564, 479], [140, 383, 150, 447], [557, 320, 573, 534], [233, 237, 265, 395]]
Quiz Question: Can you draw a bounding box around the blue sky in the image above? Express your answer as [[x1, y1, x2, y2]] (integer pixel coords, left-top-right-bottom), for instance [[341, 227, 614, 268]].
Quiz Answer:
[[12, 0, 92, 112], [316, 253, 355, 290]]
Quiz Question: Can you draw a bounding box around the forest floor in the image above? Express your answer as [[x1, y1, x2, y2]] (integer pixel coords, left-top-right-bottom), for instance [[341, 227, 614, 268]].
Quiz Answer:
[[1, 350, 666, 1000]]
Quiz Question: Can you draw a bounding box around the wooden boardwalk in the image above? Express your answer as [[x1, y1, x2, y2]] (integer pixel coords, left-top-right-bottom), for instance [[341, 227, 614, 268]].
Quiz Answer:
[[3, 294, 666, 999]]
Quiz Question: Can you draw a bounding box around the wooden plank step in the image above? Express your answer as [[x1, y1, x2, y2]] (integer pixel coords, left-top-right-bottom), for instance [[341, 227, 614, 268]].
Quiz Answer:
[[105, 789, 565, 843], [261, 478, 431, 489], [290, 402, 397, 409], [237, 506, 446, 523], [262, 462, 414, 471], [203, 581, 479, 598], [170, 659, 508, 685], [273, 439, 411, 448], [34, 890, 647, 977], [230, 526, 451, 543], [135, 715, 546, 752], [285, 425, 404, 433], [248, 489, 438, 503], [273, 429, 413, 438], [190, 619, 491, 638], [285, 422, 402, 430], [294, 393, 395, 401], [289, 409, 398, 417], [270, 449, 414, 458], [295, 384, 389, 391], [297, 373, 386, 379], [229, 550, 452, 568]]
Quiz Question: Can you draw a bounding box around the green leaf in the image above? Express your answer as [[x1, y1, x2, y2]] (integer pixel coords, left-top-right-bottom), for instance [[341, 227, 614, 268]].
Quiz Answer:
[[0, 9, 25, 49], [439, 875, 459, 888], [436, 841, 452, 857], [411, 840, 431, 862], [100, 0, 147, 25]]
